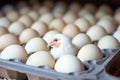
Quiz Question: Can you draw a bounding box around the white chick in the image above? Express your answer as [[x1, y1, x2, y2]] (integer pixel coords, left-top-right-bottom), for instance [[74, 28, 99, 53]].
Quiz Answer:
[[48, 33, 78, 59]]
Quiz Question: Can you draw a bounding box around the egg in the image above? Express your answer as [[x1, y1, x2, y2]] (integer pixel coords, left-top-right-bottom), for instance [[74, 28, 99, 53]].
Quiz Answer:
[[31, 21, 49, 36], [78, 9, 90, 17], [25, 37, 49, 53], [19, 6, 31, 15], [39, 13, 54, 25], [0, 27, 9, 36], [72, 33, 92, 49], [113, 30, 120, 43], [97, 19, 116, 34], [49, 19, 65, 32], [95, 11, 108, 20], [2, 4, 14, 13], [18, 15, 33, 27], [63, 12, 77, 24], [19, 28, 39, 44], [0, 45, 28, 60], [8, 21, 26, 36], [0, 17, 11, 28], [43, 0, 54, 8], [117, 25, 120, 31], [38, 6, 51, 15], [26, 51, 55, 68], [86, 25, 107, 41], [6, 10, 20, 22], [0, 34, 20, 51], [114, 9, 120, 24], [54, 55, 84, 73], [74, 18, 91, 32], [28, 11, 39, 21], [77, 44, 103, 62], [98, 35, 120, 49], [62, 24, 81, 38], [43, 30, 60, 43]]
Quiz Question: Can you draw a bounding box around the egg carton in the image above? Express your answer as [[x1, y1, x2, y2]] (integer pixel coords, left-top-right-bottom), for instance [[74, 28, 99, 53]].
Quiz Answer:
[[0, 49, 119, 80]]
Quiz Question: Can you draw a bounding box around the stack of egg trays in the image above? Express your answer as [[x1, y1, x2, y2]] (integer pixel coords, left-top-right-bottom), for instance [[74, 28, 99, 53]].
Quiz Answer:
[[0, 49, 119, 80]]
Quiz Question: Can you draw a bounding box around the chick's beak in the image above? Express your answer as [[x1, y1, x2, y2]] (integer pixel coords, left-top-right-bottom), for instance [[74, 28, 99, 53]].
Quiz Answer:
[[47, 40, 61, 48]]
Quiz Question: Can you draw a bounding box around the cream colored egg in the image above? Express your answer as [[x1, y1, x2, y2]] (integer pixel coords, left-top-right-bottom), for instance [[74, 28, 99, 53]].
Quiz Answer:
[[43, 30, 60, 43], [39, 13, 54, 25], [38, 6, 51, 15], [28, 11, 39, 21], [77, 44, 103, 62], [54, 55, 84, 73], [0, 17, 11, 28], [31, 21, 48, 36], [26, 51, 55, 68], [113, 30, 120, 43], [72, 33, 92, 49], [0, 34, 20, 51], [0, 45, 28, 60], [69, 2, 81, 13], [25, 37, 49, 53], [86, 25, 107, 41], [6, 10, 20, 22], [62, 24, 81, 38], [19, 28, 39, 44], [63, 12, 77, 24], [19, 7, 31, 15], [95, 11, 108, 20], [8, 21, 26, 36], [0, 27, 9, 36], [18, 15, 33, 27], [78, 9, 90, 17], [97, 19, 116, 34], [49, 19, 65, 32], [98, 35, 120, 49], [74, 18, 91, 32]]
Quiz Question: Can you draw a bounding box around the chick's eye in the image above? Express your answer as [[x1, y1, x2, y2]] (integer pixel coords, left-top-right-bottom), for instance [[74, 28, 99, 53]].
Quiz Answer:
[[54, 38, 58, 41]]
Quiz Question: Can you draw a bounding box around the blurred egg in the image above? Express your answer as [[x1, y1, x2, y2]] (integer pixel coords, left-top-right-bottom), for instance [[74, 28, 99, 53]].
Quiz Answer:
[[8, 21, 26, 36], [38, 6, 51, 15], [95, 11, 108, 20], [98, 35, 120, 49], [0, 17, 11, 28], [28, 11, 39, 21], [54, 55, 84, 73], [25, 37, 49, 53], [49, 18, 65, 32], [43, 30, 60, 43], [19, 28, 39, 44], [0, 27, 9, 36], [62, 24, 81, 38], [78, 9, 90, 17], [18, 15, 33, 27], [39, 13, 54, 25], [113, 30, 120, 43], [114, 9, 120, 24], [77, 44, 103, 62], [2, 4, 14, 13], [69, 2, 81, 13], [26, 51, 55, 68], [74, 18, 91, 32], [0, 45, 28, 60], [0, 34, 20, 51], [86, 25, 107, 41], [72, 33, 92, 49], [31, 21, 49, 36], [19, 6, 31, 15]]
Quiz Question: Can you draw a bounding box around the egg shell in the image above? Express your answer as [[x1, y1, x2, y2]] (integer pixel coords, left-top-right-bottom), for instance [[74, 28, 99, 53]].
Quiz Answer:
[[8, 21, 26, 36], [78, 9, 91, 17], [86, 25, 107, 41], [49, 19, 65, 32], [25, 37, 49, 53], [38, 6, 51, 15], [114, 11, 120, 24], [62, 24, 81, 38], [72, 33, 92, 49], [43, 30, 60, 43], [19, 28, 39, 44], [77, 44, 103, 62], [69, 2, 81, 13], [113, 30, 120, 43], [31, 21, 49, 36], [0, 27, 9, 36], [0, 17, 11, 28], [95, 11, 108, 20], [26, 51, 55, 68], [54, 55, 84, 73], [98, 35, 120, 49], [19, 7, 31, 15], [0, 45, 28, 60], [0, 34, 20, 51], [74, 18, 90, 32], [28, 11, 39, 21]]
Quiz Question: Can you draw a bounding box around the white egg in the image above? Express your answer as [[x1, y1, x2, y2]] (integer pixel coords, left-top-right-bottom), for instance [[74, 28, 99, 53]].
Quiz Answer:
[[54, 55, 84, 73], [28, 11, 39, 21], [0, 45, 28, 60], [86, 25, 107, 41], [72, 33, 92, 49], [0, 17, 11, 28], [26, 51, 55, 68], [98, 35, 120, 49], [77, 44, 103, 62], [113, 30, 120, 43], [25, 37, 49, 53]]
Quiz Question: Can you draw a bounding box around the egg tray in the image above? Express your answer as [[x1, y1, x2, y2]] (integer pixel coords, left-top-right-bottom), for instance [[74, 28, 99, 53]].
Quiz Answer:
[[0, 49, 119, 80]]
